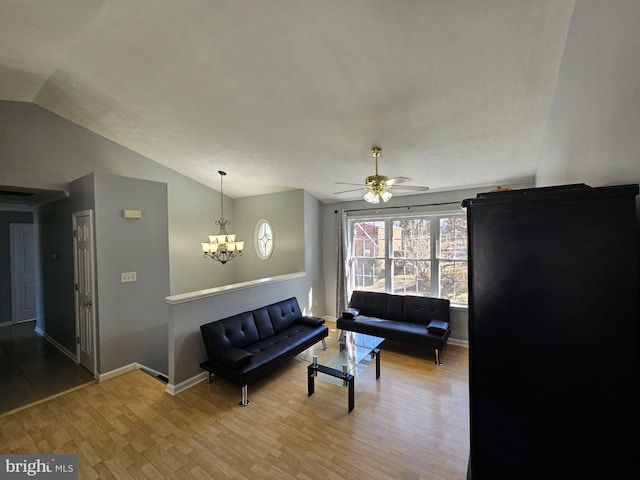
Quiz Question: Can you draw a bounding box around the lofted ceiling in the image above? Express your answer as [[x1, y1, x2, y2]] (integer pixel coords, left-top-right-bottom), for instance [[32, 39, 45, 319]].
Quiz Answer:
[[0, 0, 576, 202]]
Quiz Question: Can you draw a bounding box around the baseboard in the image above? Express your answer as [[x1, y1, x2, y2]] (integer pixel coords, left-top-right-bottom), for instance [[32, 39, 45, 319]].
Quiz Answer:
[[98, 363, 138, 382], [138, 365, 165, 379], [165, 372, 208, 396], [448, 338, 469, 348], [98, 362, 171, 387], [34, 326, 78, 362]]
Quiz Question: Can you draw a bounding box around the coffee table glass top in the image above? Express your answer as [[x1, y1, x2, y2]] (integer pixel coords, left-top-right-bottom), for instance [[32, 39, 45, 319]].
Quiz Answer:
[[297, 331, 384, 386]]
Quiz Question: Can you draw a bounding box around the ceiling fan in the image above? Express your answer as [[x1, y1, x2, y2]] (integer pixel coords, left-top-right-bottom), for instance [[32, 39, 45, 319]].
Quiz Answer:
[[334, 147, 429, 203]]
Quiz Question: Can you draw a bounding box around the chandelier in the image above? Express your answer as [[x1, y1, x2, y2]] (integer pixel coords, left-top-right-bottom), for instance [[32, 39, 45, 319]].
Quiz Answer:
[[201, 171, 244, 264]]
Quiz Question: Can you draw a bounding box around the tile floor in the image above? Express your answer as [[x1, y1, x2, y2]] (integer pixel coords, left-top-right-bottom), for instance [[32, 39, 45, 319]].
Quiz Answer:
[[0, 321, 95, 415]]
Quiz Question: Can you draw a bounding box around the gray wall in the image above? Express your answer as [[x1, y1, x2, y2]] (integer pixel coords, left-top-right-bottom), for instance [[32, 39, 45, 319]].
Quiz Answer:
[[304, 191, 326, 316], [0, 210, 34, 325], [2, 100, 324, 380], [37, 172, 171, 374], [233, 190, 306, 283], [93, 173, 170, 374], [536, 0, 640, 277], [0, 100, 235, 295], [537, 0, 640, 192]]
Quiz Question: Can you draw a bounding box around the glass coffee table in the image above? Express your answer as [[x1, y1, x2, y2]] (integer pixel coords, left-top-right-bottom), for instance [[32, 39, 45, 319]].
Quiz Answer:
[[297, 331, 384, 412]]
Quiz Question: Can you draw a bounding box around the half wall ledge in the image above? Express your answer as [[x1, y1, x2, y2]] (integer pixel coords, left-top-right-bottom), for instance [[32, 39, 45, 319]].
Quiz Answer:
[[165, 272, 306, 305]]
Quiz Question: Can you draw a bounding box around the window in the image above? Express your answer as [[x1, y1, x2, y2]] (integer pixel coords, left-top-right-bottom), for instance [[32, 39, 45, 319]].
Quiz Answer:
[[348, 213, 468, 304], [254, 219, 274, 260]]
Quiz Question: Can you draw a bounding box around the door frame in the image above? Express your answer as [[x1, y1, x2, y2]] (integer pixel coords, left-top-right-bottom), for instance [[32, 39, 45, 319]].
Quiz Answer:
[[72, 209, 97, 375]]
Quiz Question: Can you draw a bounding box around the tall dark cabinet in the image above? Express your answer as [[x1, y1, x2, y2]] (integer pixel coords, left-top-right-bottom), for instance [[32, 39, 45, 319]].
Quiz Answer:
[[463, 184, 639, 479]]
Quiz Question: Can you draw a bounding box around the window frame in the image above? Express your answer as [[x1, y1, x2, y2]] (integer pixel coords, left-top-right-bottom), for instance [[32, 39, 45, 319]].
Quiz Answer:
[[254, 219, 274, 260], [347, 211, 468, 305]]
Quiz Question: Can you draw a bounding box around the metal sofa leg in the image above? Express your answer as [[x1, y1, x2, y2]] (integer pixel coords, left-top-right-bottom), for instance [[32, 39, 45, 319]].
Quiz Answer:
[[206, 372, 213, 384], [434, 348, 443, 366], [337, 329, 345, 342], [239, 384, 250, 407], [321, 338, 328, 350]]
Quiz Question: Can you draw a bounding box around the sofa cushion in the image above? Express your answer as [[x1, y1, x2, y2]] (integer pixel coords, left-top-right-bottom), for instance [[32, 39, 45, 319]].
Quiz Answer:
[[403, 295, 450, 323], [253, 307, 275, 339], [386, 294, 405, 321], [339, 316, 428, 343], [231, 323, 329, 385], [349, 291, 389, 319], [200, 311, 260, 361], [337, 316, 450, 347], [267, 297, 302, 333]]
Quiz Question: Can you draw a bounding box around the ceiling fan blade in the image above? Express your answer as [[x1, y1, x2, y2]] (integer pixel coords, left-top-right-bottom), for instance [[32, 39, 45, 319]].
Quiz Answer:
[[333, 187, 366, 194], [389, 185, 430, 192], [386, 176, 411, 186], [335, 182, 366, 186]]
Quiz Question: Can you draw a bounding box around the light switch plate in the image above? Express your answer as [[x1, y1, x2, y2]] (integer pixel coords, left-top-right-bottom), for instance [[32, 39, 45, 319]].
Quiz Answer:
[[121, 272, 137, 283]]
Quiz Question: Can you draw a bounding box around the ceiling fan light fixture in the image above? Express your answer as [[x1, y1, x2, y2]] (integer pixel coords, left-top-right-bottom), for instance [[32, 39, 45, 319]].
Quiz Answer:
[[364, 190, 380, 204], [364, 188, 392, 204], [380, 189, 392, 202], [334, 146, 429, 201]]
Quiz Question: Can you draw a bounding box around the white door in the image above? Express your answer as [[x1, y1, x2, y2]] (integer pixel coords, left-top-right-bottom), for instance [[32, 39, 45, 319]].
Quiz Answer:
[[10, 223, 36, 324], [73, 210, 97, 375]]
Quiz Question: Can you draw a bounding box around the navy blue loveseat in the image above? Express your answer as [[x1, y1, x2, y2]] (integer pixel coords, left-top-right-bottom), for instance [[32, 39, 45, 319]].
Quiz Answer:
[[337, 291, 451, 365]]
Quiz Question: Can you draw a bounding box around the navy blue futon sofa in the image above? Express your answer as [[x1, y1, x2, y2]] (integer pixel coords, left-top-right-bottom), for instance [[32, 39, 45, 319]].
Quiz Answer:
[[200, 297, 328, 406], [337, 291, 451, 365]]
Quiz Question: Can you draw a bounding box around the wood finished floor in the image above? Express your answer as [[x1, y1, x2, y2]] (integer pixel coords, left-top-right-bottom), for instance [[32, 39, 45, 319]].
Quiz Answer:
[[0, 329, 469, 479]]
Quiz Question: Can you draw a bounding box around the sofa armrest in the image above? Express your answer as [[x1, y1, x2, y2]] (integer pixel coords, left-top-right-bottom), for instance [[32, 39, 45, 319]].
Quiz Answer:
[[340, 308, 360, 319], [427, 320, 450, 335], [216, 347, 254, 368], [297, 316, 326, 327]]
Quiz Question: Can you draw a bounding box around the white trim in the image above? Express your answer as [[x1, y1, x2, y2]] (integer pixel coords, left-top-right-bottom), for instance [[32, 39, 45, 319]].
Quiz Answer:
[[165, 271, 306, 304], [450, 304, 468, 311], [97, 362, 171, 384], [34, 326, 78, 362], [97, 363, 138, 382], [138, 365, 165, 379], [165, 372, 208, 396], [72, 209, 98, 376]]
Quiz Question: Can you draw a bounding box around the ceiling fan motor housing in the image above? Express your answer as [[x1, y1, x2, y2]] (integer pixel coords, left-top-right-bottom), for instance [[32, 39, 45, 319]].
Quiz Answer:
[[366, 174, 389, 186]]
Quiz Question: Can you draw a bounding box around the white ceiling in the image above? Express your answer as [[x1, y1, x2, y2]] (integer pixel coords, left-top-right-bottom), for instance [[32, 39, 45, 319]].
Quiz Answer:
[[0, 0, 576, 202]]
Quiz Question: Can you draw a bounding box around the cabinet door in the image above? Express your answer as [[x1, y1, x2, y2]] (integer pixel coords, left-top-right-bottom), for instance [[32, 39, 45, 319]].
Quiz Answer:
[[467, 194, 639, 479]]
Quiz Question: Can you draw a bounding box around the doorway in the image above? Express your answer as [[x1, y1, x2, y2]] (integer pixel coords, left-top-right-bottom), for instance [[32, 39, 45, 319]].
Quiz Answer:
[[9, 223, 36, 324]]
